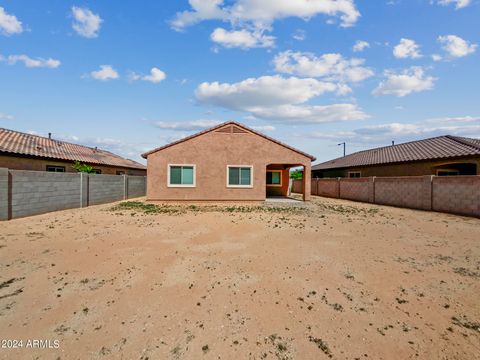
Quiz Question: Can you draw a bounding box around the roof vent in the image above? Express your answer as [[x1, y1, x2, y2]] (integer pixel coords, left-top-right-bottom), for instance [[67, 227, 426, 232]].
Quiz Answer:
[[48, 132, 52, 139]]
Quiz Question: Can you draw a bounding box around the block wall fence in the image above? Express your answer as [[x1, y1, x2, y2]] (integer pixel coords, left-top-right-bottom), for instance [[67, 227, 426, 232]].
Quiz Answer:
[[0, 168, 146, 220], [293, 175, 480, 218]]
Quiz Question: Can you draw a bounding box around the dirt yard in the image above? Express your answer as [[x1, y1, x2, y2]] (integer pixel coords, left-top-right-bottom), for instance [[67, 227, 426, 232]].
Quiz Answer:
[[0, 197, 479, 360]]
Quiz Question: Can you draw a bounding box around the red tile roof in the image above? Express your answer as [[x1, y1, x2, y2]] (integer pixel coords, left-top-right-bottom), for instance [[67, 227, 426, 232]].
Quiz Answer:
[[0, 128, 146, 170], [142, 121, 316, 161], [312, 135, 480, 171]]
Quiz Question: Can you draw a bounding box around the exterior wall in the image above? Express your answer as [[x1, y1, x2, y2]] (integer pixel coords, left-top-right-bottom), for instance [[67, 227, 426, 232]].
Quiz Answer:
[[301, 175, 480, 218], [0, 168, 147, 220], [0, 153, 146, 176], [146, 129, 312, 201], [313, 156, 480, 178]]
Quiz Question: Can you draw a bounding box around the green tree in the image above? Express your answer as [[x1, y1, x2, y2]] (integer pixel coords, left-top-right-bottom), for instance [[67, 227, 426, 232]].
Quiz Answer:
[[290, 169, 303, 180], [72, 161, 95, 173]]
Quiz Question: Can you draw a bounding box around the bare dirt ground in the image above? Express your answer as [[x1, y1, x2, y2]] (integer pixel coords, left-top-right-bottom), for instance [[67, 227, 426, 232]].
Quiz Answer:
[[0, 196, 479, 360]]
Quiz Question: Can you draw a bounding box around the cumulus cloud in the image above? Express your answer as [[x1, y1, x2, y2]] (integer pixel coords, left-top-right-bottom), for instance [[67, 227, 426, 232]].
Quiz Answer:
[[131, 67, 167, 83], [438, 35, 477, 58], [211, 27, 275, 49], [353, 40, 370, 52], [89, 65, 119, 81], [154, 119, 222, 131], [273, 51, 374, 83], [0, 6, 23, 35], [250, 125, 276, 132], [373, 67, 436, 97], [195, 75, 367, 123], [71, 6, 102, 38], [425, 115, 480, 124], [172, 0, 360, 30], [434, 0, 471, 9], [393, 38, 422, 59], [292, 29, 306, 41], [1, 54, 61, 68]]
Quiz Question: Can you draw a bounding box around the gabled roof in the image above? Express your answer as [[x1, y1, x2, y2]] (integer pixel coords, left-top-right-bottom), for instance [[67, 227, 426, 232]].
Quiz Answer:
[[312, 135, 480, 171], [142, 121, 316, 161], [0, 127, 146, 170]]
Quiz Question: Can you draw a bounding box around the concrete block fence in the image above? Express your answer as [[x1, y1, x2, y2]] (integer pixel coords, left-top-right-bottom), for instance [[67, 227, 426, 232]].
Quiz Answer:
[[0, 168, 147, 220], [293, 175, 480, 218]]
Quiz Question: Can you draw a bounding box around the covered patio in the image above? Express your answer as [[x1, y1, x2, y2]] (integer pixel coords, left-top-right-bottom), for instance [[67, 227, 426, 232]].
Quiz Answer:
[[265, 163, 310, 201]]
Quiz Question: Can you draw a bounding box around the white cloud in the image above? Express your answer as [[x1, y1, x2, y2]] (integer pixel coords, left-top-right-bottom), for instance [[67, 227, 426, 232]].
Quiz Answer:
[[0, 6, 23, 35], [210, 27, 275, 49], [0, 112, 14, 120], [154, 119, 222, 131], [250, 125, 276, 132], [438, 35, 477, 58], [425, 115, 480, 124], [1, 54, 61, 68], [373, 67, 436, 97], [171, 0, 361, 30], [432, 54, 443, 61], [195, 75, 367, 123], [71, 6, 102, 38], [89, 65, 119, 81], [393, 38, 422, 59], [353, 40, 370, 52], [273, 51, 374, 83], [434, 0, 471, 9], [292, 29, 306, 41], [131, 67, 166, 83]]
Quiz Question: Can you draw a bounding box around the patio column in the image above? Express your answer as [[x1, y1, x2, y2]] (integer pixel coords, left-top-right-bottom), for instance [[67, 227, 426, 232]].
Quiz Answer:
[[302, 163, 311, 201]]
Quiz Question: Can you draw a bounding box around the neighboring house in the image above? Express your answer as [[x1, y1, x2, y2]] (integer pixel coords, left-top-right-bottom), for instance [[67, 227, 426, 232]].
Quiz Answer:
[[312, 135, 480, 178], [142, 121, 316, 201], [0, 128, 146, 175]]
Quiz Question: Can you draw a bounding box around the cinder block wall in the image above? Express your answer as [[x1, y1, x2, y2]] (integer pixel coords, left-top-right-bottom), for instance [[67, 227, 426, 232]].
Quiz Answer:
[[10, 170, 81, 218], [294, 175, 480, 217], [0, 168, 147, 220], [339, 178, 370, 202], [432, 176, 480, 217]]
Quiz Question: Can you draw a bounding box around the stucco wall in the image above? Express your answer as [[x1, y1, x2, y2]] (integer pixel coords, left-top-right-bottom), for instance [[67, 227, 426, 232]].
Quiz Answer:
[[0, 154, 146, 176], [146, 126, 312, 201]]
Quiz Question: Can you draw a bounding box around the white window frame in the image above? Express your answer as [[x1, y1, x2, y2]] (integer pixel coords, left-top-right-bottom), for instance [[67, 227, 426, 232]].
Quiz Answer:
[[266, 170, 282, 187], [226, 165, 253, 188], [167, 164, 196, 187], [348, 171, 361, 178]]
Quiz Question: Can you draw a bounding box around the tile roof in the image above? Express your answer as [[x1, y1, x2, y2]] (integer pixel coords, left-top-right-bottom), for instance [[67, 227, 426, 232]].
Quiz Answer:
[[312, 135, 480, 171], [142, 121, 316, 161], [0, 128, 146, 170]]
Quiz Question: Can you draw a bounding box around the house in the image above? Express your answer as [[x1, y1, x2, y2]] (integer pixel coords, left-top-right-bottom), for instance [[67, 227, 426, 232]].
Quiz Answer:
[[0, 128, 146, 175], [312, 135, 480, 178], [142, 121, 316, 201]]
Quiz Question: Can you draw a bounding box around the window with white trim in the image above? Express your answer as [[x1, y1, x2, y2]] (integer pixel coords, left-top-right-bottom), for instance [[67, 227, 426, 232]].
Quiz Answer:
[[168, 165, 195, 187], [46, 165, 65, 172], [227, 166, 252, 187], [266, 170, 282, 186], [348, 171, 361, 178]]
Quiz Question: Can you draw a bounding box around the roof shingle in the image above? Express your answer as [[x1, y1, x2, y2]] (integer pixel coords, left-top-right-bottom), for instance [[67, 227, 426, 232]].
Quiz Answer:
[[0, 128, 146, 170], [312, 135, 480, 171]]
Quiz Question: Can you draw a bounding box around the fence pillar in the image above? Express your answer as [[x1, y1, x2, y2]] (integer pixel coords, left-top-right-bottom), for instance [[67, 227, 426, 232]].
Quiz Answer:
[[80, 173, 89, 208], [336, 178, 341, 198], [0, 168, 9, 220], [421, 175, 433, 210], [369, 176, 376, 203], [123, 175, 128, 200]]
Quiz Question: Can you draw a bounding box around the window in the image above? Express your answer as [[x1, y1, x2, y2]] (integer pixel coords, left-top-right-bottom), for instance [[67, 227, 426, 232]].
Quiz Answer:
[[227, 166, 252, 187], [92, 169, 102, 174], [116, 171, 125, 175], [266, 170, 282, 186], [437, 169, 460, 176], [348, 171, 361, 178], [46, 165, 65, 172], [168, 165, 195, 187]]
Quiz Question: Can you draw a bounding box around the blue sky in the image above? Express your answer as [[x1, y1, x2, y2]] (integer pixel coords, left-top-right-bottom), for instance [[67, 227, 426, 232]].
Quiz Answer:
[[0, 0, 479, 164]]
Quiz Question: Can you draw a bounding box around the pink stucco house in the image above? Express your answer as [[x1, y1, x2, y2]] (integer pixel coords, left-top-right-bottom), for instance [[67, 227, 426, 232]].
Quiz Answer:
[[142, 121, 316, 201]]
